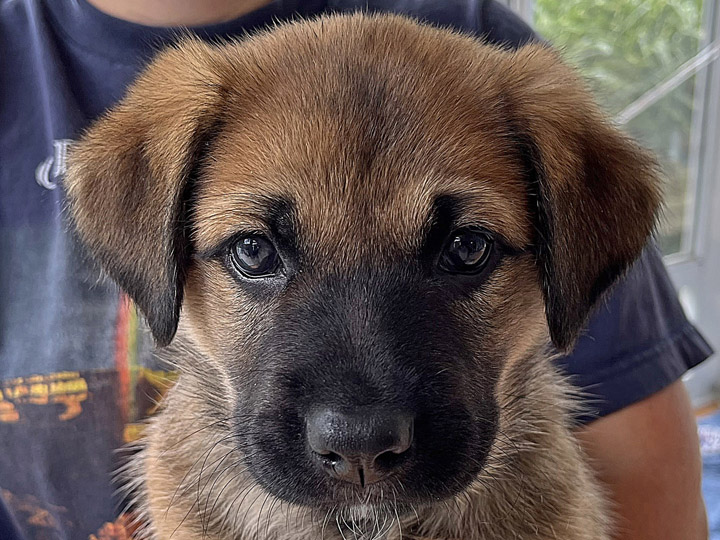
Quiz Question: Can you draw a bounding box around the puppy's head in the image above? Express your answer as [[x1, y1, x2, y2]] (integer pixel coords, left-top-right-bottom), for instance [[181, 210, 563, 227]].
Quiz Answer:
[[66, 14, 659, 518]]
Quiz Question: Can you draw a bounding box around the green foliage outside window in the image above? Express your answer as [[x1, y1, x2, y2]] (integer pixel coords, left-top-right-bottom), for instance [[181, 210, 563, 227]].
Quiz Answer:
[[534, 0, 706, 254]]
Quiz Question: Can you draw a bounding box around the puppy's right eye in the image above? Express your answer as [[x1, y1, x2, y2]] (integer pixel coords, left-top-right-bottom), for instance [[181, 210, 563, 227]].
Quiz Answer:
[[438, 228, 494, 275], [229, 236, 280, 278]]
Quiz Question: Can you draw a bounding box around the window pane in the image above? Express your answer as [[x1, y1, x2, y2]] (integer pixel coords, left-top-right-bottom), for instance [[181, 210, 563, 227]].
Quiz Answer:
[[533, 0, 707, 256], [624, 77, 699, 255]]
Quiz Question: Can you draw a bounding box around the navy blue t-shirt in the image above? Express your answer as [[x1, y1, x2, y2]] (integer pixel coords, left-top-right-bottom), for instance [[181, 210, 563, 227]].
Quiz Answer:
[[0, 1, 713, 538]]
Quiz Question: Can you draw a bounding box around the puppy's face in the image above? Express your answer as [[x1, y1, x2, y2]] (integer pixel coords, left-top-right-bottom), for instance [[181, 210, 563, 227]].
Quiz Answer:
[[184, 76, 539, 505], [67, 15, 659, 516]]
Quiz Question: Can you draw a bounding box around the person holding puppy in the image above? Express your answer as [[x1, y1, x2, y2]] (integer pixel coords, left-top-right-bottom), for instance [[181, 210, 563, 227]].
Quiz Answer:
[[0, 0, 712, 539]]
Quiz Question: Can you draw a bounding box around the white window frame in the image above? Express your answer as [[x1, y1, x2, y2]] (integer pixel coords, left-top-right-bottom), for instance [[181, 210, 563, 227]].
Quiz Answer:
[[672, 1, 720, 405]]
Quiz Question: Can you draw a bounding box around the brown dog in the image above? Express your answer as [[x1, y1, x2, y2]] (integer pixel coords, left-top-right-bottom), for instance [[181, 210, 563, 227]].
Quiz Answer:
[[66, 13, 660, 540]]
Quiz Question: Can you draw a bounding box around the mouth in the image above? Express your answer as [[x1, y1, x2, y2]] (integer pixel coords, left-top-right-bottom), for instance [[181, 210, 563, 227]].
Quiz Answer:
[[289, 476, 427, 509], [320, 501, 418, 540]]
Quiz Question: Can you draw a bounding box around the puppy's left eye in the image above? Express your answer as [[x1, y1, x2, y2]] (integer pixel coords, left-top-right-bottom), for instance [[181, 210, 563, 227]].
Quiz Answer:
[[438, 228, 494, 274], [230, 235, 280, 278]]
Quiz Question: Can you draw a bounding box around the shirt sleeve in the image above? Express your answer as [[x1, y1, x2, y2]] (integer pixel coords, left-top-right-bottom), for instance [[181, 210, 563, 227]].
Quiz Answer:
[[479, 0, 537, 47], [477, 0, 713, 422], [556, 245, 712, 422]]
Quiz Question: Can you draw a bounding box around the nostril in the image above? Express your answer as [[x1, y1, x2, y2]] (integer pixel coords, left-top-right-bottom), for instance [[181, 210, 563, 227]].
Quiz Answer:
[[314, 450, 342, 465], [395, 417, 414, 454], [374, 445, 411, 470]]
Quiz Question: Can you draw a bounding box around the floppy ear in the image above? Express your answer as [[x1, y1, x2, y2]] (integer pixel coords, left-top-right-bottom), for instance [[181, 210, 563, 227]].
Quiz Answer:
[[504, 45, 662, 351], [66, 39, 225, 346]]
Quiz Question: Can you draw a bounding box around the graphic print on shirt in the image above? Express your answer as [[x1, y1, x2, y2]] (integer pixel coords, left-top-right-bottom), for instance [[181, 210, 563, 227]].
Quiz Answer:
[[35, 139, 72, 190], [0, 296, 177, 540]]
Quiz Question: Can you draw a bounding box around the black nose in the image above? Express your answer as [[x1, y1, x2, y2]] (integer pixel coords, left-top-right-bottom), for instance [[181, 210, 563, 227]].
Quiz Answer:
[[306, 409, 414, 487]]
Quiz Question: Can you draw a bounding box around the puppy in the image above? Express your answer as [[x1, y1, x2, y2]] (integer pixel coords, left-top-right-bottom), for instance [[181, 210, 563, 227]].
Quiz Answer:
[[66, 13, 660, 540]]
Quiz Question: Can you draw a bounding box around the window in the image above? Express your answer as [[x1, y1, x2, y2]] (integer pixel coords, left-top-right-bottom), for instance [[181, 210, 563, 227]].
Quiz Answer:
[[503, 0, 720, 404]]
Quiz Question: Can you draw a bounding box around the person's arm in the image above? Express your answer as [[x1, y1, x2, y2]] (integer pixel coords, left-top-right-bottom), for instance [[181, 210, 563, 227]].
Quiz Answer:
[[576, 380, 707, 540]]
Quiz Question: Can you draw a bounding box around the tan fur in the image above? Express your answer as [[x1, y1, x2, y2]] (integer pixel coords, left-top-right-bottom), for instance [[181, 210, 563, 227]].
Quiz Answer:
[[66, 13, 661, 540]]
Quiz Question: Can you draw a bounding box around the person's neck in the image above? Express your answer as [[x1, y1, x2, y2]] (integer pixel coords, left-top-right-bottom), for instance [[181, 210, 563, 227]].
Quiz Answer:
[[86, 0, 274, 26]]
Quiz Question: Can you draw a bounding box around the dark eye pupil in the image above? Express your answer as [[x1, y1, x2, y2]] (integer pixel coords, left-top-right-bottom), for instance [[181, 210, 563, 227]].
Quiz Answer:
[[231, 236, 279, 276], [440, 230, 492, 274], [449, 235, 486, 265]]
